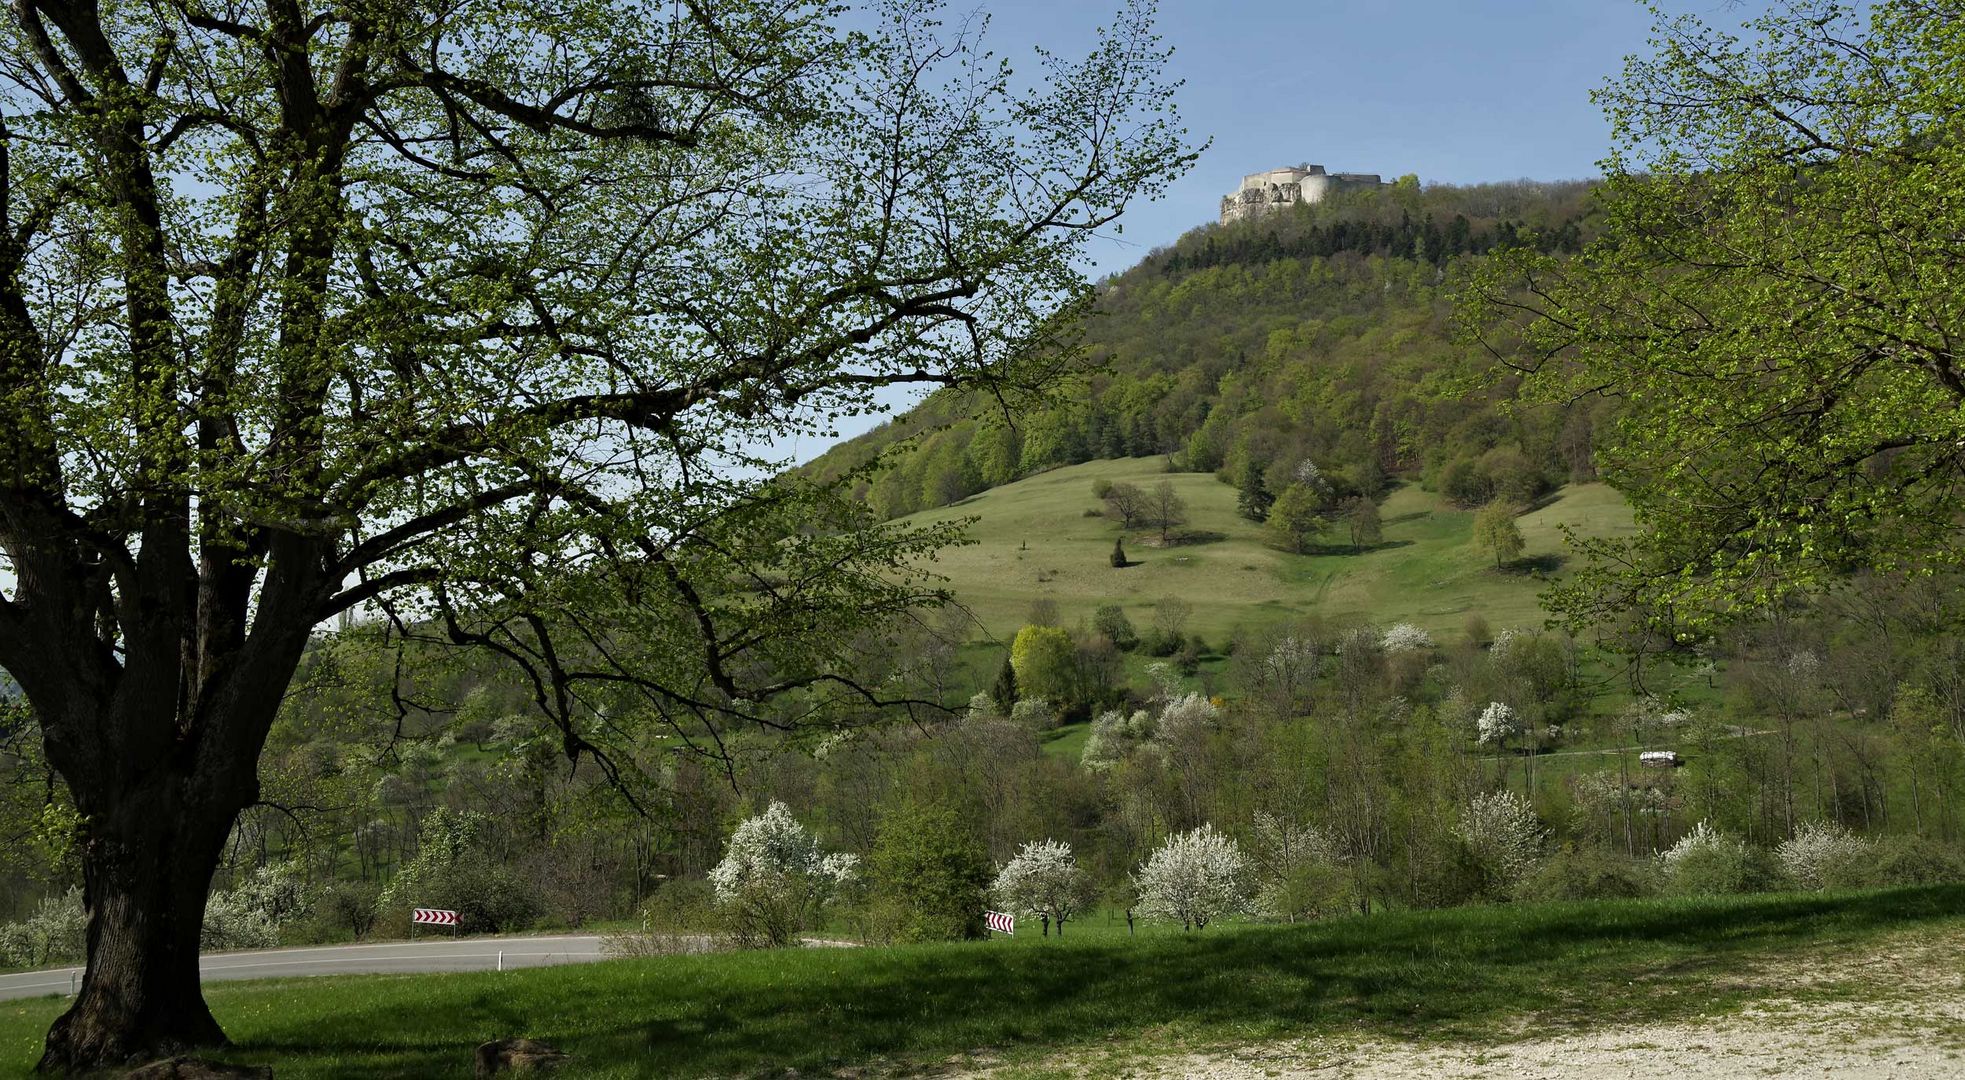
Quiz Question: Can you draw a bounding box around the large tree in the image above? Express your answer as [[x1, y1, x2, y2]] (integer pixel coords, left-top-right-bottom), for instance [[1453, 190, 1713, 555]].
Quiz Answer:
[[1466, 0, 1965, 639], [0, 0, 1191, 1068]]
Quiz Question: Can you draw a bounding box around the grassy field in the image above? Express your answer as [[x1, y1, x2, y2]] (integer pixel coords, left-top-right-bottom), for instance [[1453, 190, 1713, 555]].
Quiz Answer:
[[901, 459, 1636, 642], [4, 887, 1958, 1078]]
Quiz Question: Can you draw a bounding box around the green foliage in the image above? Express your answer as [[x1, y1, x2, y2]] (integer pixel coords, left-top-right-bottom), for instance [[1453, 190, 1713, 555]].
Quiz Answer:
[[990, 655, 1020, 714], [1344, 497, 1383, 549], [1267, 483, 1327, 554], [378, 809, 540, 935], [1111, 537, 1128, 568], [1473, 502, 1526, 567], [1011, 626, 1077, 702], [1235, 456, 1273, 522], [1520, 846, 1656, 902], [868, 802, 992, 942], [805, 181, 1596, 519], [1093, 604, 1139, 650], [1467, 0, 1965, 631]]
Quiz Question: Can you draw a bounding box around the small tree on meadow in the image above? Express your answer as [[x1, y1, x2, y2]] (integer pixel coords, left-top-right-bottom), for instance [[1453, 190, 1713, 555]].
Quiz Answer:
[[1111, 537, 1129, 568], [1149, 480, 1189, 544], [1102, 481, 1150, 529], [1134, 823, 1253, 930], [1345, 496, 1383, 549], [1473, 501, 1527, 567], [1268, 482, 1327, 553], [1093, 604, 1140, 650], [991, 840, 1095, 936], [709, 802, 859, 948]]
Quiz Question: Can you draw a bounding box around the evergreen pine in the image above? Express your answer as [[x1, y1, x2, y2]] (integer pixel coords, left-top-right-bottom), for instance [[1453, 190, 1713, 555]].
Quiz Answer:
[[1236, 457, 1273, 522], [1111, 537, 1128, 567], [991, 655, 1019, 714]]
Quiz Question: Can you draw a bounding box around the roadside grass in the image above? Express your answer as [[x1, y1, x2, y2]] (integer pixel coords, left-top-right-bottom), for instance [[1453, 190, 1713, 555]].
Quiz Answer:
[[896, 459, 1635, 642], [4, 887, 1959, 1078]]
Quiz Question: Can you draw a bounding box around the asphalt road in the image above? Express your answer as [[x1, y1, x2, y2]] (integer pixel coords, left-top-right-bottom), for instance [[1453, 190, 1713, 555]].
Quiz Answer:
[[0, 933, 608, 1002]]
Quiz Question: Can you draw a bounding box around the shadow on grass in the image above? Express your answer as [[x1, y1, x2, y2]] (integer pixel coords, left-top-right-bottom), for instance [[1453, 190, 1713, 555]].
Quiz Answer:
[[169, 888, 1965, 1078]]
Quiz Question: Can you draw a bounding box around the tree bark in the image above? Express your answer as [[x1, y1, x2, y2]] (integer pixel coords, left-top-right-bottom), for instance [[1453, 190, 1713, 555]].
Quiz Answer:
[[37, 769, 240, 1071]]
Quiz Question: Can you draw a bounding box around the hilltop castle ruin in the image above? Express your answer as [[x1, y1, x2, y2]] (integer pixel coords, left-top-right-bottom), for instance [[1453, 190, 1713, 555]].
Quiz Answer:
[[1220, 164, 1387, 225]]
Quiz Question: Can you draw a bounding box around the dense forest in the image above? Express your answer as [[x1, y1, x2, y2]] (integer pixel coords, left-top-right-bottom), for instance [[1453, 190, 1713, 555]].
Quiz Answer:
[[801, 179, 1601, 519]]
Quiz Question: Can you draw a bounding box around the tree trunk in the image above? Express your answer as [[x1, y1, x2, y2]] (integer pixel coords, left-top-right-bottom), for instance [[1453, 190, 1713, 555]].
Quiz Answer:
[[38, 773, 238, 1072]]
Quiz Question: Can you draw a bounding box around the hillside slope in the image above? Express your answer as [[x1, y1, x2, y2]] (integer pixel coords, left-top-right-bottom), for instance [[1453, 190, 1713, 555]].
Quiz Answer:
[[903, 458, 1634, 641]]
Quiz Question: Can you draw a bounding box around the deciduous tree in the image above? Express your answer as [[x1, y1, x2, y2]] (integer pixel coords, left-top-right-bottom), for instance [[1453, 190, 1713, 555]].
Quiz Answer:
[[0, 0, 1191, 1065], [1466, 0, 1965, 633]]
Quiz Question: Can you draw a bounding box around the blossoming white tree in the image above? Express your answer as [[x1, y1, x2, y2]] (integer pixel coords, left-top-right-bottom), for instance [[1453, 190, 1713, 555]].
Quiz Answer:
[[1455, 791, 1546, 897], [1134, 823, 1253, 930], [709, 803, 858, 948], [991, 840, 1095, 936], [1777, 822, 1872, 890], [1381, 623, 1435, 653], [1476, 701, 1522, 747]]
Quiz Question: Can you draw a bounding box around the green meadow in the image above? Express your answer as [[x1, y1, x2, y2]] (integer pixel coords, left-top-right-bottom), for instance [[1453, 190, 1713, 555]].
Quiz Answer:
[[2, 888, 1954, 1078], [899, 459, 1636, 642]]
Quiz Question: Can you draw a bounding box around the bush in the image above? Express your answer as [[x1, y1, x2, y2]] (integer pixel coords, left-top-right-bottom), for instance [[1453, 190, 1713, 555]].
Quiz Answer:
[[0, 888, 84, 969], [1134, 823, 1253, 930], [316, 880, 381, 940], [1776, 822, 1873, 890], [379, 808, 541, 935], [1660, 822, 1784, 895], [869, 801, 991, 942], [1520, 845, 1656, 902], [709, 802, 858, 949], [1093, 604, 1138, 650], [1870, 836, 1965, 887], [603, 879, 724, 958], [1454, 791, 1546, 900]]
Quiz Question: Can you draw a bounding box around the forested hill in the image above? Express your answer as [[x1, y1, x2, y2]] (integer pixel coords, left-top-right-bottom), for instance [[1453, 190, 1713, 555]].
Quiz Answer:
[[802, 179, 1602, 515]]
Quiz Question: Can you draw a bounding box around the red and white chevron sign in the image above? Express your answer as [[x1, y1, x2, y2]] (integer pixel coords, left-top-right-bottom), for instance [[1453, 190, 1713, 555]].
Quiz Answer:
[[984, 910, 1014, 935], [412, 907, 459, 926]]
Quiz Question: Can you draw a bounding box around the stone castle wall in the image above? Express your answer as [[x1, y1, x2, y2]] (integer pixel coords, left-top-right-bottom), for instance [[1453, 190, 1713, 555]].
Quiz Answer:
[[1220, 163, 1387, 225]]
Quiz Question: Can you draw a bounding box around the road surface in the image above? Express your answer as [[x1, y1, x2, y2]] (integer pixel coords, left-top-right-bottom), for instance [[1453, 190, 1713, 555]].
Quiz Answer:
[[0, 933, 608, 1002]]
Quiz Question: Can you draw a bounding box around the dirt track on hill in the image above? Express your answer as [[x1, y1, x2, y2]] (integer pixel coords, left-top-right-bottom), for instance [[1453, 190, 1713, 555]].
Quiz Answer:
[[993, 925, 1965, 1079]]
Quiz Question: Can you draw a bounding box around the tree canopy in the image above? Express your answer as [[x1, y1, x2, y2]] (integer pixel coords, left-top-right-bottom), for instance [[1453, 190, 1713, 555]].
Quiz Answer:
[[1466, 0, 1965, 638], [0, 0, 1192, 1066]]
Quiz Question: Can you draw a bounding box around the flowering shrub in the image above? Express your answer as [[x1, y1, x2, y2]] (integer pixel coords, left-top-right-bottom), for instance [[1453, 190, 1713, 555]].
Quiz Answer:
[[1134, 823, 1253, 930], [1660, 821, 1782, 895], [1009, 697, 1057, 731], [1380, 623, 1434, 653], [1455, 791, 1545, 897], [709, 802, 858, 948], [1777, 821, 1873, 890], [1476, 701, 1521, 746], [0, 888, 84, 968], [991, 839, 1094, 935], [1152, 693, 1220, 745], [1081, 708, 1154, 768]]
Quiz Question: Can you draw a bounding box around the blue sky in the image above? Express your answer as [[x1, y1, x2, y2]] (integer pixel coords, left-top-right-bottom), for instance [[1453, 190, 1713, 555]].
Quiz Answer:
[[975, 0, 1773, 275]]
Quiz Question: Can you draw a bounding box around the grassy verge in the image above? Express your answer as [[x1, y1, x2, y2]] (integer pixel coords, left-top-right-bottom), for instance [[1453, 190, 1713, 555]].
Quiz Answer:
[[4, 887, 1961, 1078]]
